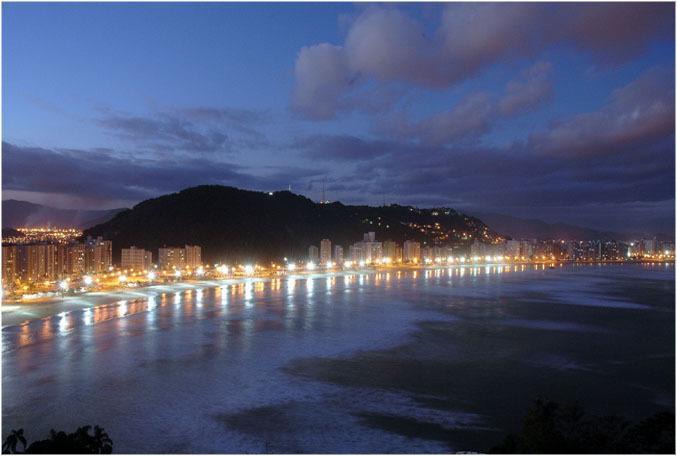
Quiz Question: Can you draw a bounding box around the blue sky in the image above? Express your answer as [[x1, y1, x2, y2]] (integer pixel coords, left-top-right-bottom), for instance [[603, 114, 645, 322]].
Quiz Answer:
[[3, 2, 675, 234]]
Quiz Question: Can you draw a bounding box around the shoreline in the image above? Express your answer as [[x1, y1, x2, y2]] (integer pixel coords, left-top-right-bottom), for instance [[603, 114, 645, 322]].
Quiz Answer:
[[2, 261, 672, 328]]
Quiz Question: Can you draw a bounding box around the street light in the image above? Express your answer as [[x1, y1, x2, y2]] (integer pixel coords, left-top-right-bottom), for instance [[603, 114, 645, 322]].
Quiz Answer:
[[83, 275, 93, 286]]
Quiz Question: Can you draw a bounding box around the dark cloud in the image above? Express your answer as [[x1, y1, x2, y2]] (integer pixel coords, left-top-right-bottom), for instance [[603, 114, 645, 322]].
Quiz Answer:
[[499, 61, 552, 116], [531, 66, 675, 156], [376, 62, 552, 146], [289, 67, 674, 232], [2, 142, 321, 206], [96, 106, 268, 153], [292, 3, 673, 119]]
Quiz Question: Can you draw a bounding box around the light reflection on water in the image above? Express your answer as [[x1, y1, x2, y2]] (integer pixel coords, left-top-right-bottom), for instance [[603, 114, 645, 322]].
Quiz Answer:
[[1, 263, 674, 453]]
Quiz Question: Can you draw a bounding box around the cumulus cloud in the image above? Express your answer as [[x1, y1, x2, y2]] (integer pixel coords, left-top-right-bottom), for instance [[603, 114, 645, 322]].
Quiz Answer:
[[290, 68, 674, 220], [291, 3, 673, 119]]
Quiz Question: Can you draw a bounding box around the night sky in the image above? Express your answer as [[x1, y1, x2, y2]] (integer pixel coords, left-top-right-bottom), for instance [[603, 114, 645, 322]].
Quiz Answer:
[[3, 3, 675, 234]]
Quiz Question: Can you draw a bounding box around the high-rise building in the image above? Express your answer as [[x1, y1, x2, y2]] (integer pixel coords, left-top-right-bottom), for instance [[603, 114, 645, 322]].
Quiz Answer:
[[68, 243, 87, 276], [308, 245, 319, 263], [159, 247, 186, 270], [349, 244, 364, 262], [403, 240, 421, 263], [185, 245, 202, 269], [363, 232, 376, 242], [2, 245, 18, 287], [333, 245, 344, 265], [121, 246, 153, 271], [85, 237, 112, 273], [504, 240, 520, 258], [320, 239, 332, 264], [383, 241, 398, 260]]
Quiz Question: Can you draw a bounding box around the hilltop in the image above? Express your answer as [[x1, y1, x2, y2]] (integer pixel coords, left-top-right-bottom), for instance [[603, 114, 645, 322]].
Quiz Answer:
[[83, 185, 499, 263]]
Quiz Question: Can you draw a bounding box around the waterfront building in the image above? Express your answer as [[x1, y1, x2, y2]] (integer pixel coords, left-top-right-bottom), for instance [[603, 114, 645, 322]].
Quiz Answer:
[[383, 241, 399, 260], [185, 245, 202, 269], [320, 239, 332, 264], [121, 246, 153, 271], [333, 245, 343, 265], [159, 247, 186, 270], [403, 240, 421, 263], [349, 243, 364, 262], [363, 232, 376, 242], [68, 243, 87, 276], [505, 240, 520, 258], [308, 245, 319, 263], [2, 245, 18, 287], [85, 236, 112, 273]]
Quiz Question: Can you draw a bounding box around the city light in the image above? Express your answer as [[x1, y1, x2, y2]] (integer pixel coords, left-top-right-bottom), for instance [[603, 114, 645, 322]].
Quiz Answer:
[[217, 265, 228, 275], [306, 261, 316, 271], [118, 275, 127, 283], [344, 260, 353, 268], [287, 263, 296, 272], [59, 280, 69, 291], [358, 260, 366, 267], [326, 261, 334, 268], [244, 264, 255, 274], [174, 270, 182, 278], [147, 271, 156, 281], [83, 275, 93, 286], [196, 266, 205, 276]]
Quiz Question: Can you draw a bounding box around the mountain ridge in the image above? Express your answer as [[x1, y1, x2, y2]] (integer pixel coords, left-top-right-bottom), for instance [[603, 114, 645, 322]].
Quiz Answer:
[[2, 199, 126, 229]]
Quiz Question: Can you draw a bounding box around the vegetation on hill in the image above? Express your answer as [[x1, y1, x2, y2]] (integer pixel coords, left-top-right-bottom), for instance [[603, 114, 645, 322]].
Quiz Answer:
[[84, 185, 500, 263]]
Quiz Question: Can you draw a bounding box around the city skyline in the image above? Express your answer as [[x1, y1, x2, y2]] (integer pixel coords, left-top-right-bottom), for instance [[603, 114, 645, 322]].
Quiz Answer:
[[3, 3, 675, 234]]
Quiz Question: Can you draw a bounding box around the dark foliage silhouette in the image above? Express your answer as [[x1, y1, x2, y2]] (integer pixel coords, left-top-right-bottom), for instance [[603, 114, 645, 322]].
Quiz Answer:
[[490, 399, 674, 454], [2, 426, 112, 454], [83, 185, 496, 263]]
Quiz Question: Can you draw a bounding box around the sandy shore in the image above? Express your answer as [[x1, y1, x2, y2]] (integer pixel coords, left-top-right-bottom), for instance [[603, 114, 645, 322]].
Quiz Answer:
[[1, 271, 365, 327]]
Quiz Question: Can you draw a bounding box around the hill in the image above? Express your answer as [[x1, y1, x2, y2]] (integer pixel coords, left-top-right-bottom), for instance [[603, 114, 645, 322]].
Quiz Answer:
[[2, 200, 125, 229], [83, 185, 500, 263]]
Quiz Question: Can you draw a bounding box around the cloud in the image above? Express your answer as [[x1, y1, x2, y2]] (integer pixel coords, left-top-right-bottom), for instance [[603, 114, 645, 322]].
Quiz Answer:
[[291, 3, 673, 119], [376, 62, 552, 146], [291, 44, 353, 120], [499, 61, 552, 116], [96, 106, 268, 153], [290, 68, 674, 215], [2, 142, 321, 206], [532, 66, 675, 156]]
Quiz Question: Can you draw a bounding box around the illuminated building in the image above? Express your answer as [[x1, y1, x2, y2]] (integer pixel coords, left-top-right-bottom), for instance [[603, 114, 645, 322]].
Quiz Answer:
[[159, 247, 186, 270], [333, 245, 344, 265], [308, 245, 319, 263], [2, 245, 18, 287], [85, 236, 112, 273], [320, 239, 332, 264], [121, 246, 153, 270], [383, 241, 399, 260], [68, 243, 87, 276], [349, 244, 364, 262], [505, 240, 520, 258], [185, 245, 202, 268], [403, 240, 421, 262]]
